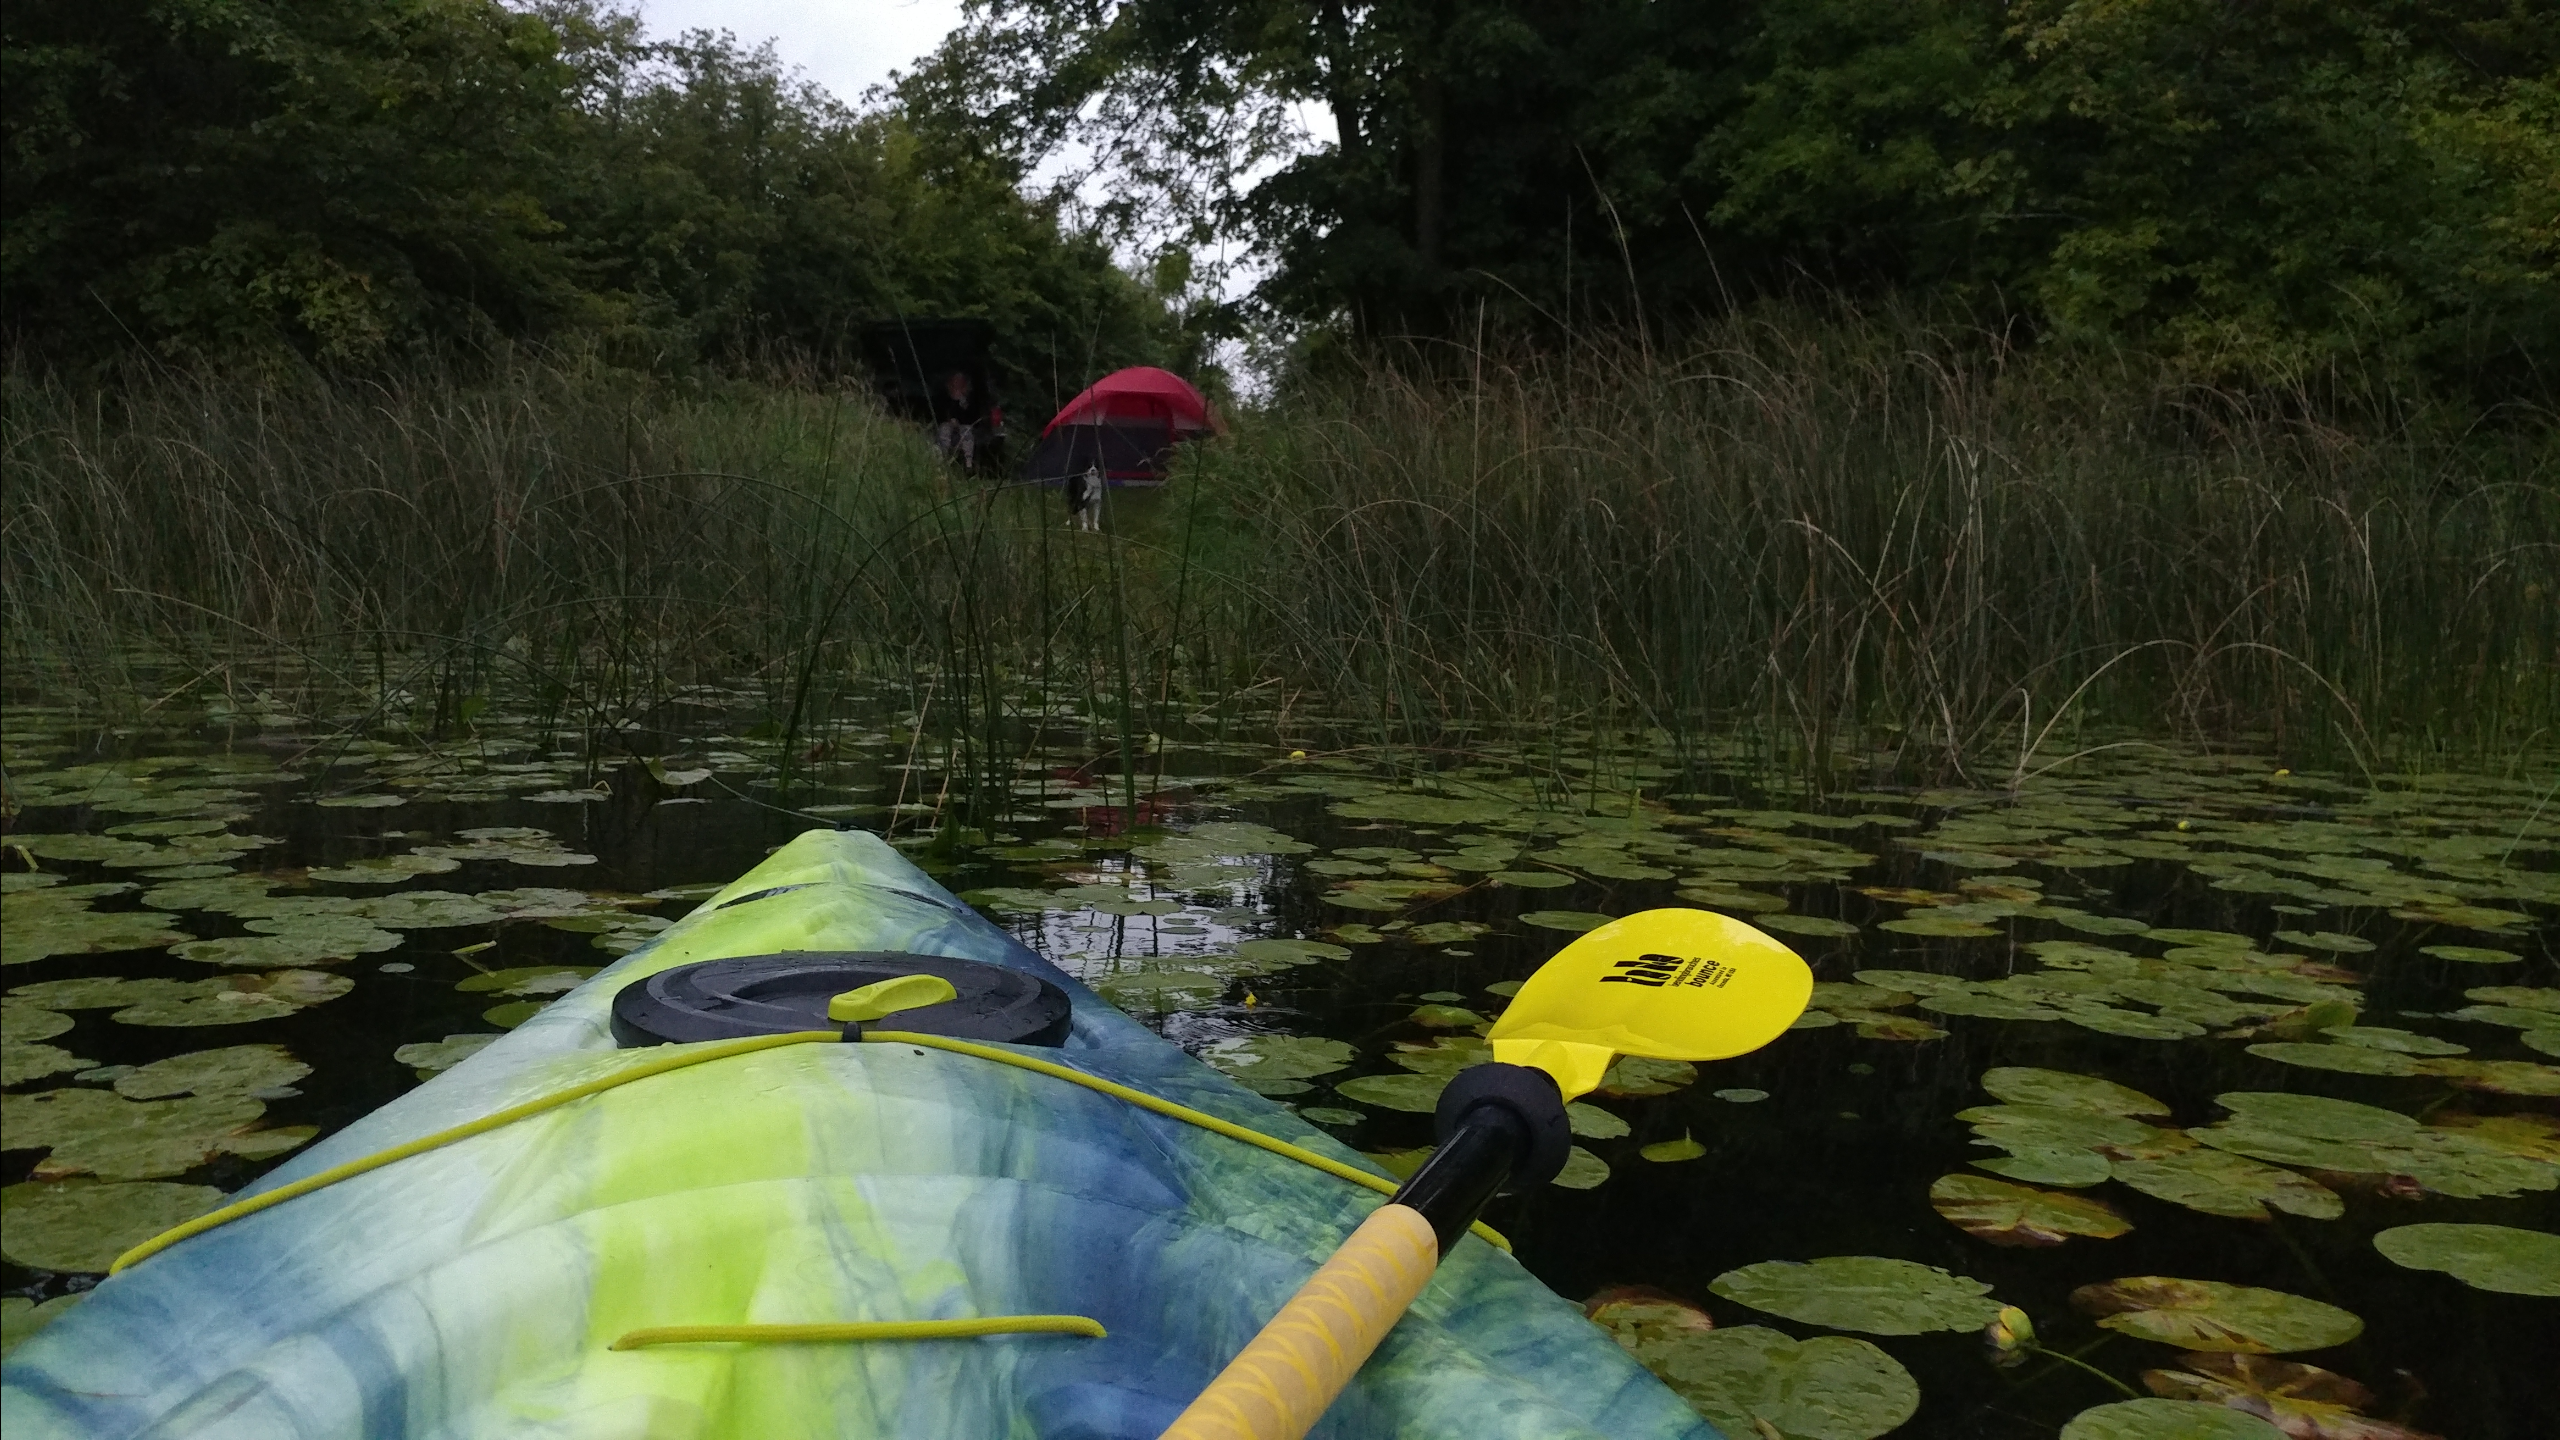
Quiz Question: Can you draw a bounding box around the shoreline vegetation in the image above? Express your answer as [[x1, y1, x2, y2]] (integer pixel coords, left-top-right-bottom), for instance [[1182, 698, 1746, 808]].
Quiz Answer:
[[5, 308, 2551, 790]]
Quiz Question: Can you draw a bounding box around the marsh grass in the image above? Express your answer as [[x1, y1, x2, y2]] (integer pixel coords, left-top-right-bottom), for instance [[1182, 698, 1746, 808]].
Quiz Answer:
[[4, 310, 2552, 799]]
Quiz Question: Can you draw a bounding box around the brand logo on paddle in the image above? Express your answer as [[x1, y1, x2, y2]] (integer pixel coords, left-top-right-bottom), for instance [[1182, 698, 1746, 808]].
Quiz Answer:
[[1601, 953, 1737, 990]]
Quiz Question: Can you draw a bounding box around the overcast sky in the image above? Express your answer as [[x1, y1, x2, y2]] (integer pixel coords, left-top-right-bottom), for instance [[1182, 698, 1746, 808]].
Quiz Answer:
[[637, 0, 963, 104]]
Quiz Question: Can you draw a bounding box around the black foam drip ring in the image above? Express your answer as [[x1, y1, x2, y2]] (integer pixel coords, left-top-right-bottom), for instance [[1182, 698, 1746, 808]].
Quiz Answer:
[[610, 951, 1074, 1049]]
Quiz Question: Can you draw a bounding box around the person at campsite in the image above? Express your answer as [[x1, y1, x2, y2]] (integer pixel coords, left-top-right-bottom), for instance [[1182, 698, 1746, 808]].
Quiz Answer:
[[933, 370, 986, 467]]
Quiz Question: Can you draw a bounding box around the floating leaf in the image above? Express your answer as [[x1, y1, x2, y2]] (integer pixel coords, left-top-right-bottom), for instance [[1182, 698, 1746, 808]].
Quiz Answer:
[[1518, 910, 1616, 933], [1974, 1149, 2113, 1187], [2, 1003, 74, 1046], [1850, 968, 1967, 994], [1233, 938, 1352, 968], [1553, 1144, 1609, 1189], [2244, 1042, 2420, 1076], [2418, 945, 2518, 965], [1641, 1135, 1708, 1162], [1327, 794, 1517, 826], [0, 898, 190, 966], [1599, 1056, 1698, 1097], [1962, 1103, 2158, 1152], [1091, 969, 1226, 1003], [306, 854, 462, 885], [1400, 921, 1491, 946], [0, 1179, 224, 1273], [1981, 1067, 2170, 1116], [481, 1000, 551, 1028], [1709, 1255, 2002, 1335], [2463, 985, 2560, 1013], [1298, 1106, 1364, 1126], [1334, 1072, 1447, 1112], [1854, 1014, 1948, 1042], [1489, 870, 1575, 888], [393, 1033, 500, 1076], [112, 1045, 309, 1100], [2215, 1092, 2416, 1142], [1388, 1035, 1492, 1076], [172, 922, 400, 968], [1880, 914, 2000, 938], [1759, 914, 1861, 938], [0, 1088, 294, 1179], [1920, 991, 2062, 1020], [2, 1042, 92, 1086], [1407, 1004, 1481, 1028], [2271, 931, 2374, 954], [2071, 1277, 2362, 1354], [2316, 1026, 2467, 1056], [1628, 1325, 1918, 1440], [455, 965, 598, 997], [2111, 1148, 2343, 1221], [2140, 1354, 2434, 1440], [1203, 1035, 1355, 1087], [1, 1294, 83, 1358], [2415, 1058, 2560, 1097], [2060, 1398, 2286, 1440], [2370, 1223, 2560, 1297], [1568, 1102, 1630, 1139], [1714, 1087, 1771, 1104], [2149, 929, 2255, 950], [2068, 1007, 2208, 1040], [1931, 1173, 2132, 1245]]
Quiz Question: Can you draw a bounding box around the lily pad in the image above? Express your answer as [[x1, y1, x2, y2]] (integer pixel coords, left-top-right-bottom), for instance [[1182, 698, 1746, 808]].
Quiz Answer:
[[1, 1294, 83, 1358], [1973, 1149, 2113, 1187], [1931, 1173, 2133, 1246], [454, 965, 598, 997], [1981, 1067, 2170, 1116], [2059, 1398, 2284, 1440], [2141, 1354, 2429, 1440], [306, 854, 462, 884], [1553, 1144, 1610, 1189], [1598, 1056, 1698, 1097], [2415, 1057, 2560, 1097], [1334, 1072, 1447, 1112], [2067, 1007, 2208, 1040], [1714, 1087, 1771, 1103], [1490, 870, 1576, 888], [1625, 1325, 1919, 1440], [1962, 1103, 2157, 1152], [1204, 1035, 1355, 1088], [1758, 914, 1861, 938], [0, 901, 190, 966], [2418, 945, 2518, 965], [1919, 992, 2062, 1020], [1640, 1135, 1708, 1162], [111, 1045, 309, 1099], [1518, 910, 1616, 933], [0, 1179, 225, 1273], [2213, 1092, 2415, 1142], [2270, 931, 2374, 954], [2072, 1277, 2361, 1354], [0, 1088, 299, 1179], [1298, 1107, 1364, 1126], [2, 1003, 75, 1046], [2464, 986, 2560, 1013], [1233, 938, 1352, 968], [1879, 915, 2001, 938], [1, 1042, 92, 1087], [1328, 794, 1517, 826], [2370, 1223, 2560, 1297], [1408, 1004, 1482, 1028], [2243, 1042, 2421, 1076], [1400, 921, 1491, 946], [1709, 1255, 2003, 1335], [172, 921, 401, 968], [2315, 1025, 2467, 1056], [1853, 1014, 1949, 1042], [2110, 1147, 2344, 1221], [393, 1034, 500, 1076]]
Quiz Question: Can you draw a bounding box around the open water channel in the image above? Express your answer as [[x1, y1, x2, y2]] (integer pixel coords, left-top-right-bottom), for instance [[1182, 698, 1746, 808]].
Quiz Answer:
[[3, 678, 2553, 1438]]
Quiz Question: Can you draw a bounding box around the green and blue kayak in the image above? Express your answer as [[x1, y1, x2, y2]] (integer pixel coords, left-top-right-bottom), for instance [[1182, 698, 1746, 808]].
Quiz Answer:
[[2, 829, 1717, 1439]]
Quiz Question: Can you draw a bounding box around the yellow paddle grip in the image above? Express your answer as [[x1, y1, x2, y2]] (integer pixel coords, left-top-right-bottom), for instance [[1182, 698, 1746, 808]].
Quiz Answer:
[[1158, 1203, 1440, 1440]]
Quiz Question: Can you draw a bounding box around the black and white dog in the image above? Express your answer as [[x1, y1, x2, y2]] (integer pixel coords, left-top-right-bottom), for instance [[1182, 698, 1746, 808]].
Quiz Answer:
[[1064, 465, 1101, 531]]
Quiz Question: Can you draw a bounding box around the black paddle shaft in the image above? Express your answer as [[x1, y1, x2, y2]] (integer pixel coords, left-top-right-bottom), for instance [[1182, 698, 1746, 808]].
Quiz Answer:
[[1388, 1062, 1573, 1252]]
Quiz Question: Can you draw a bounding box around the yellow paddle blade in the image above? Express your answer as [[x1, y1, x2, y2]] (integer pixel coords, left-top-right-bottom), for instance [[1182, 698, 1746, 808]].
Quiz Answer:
[[1488, 909, 1812, 1100], [828, 973, 958, 1023]]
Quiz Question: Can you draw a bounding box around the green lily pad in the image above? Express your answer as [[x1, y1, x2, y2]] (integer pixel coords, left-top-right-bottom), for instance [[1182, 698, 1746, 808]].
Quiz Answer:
[[1388, 1035, 1493, 1075], [2214, 1092, 2416, 1141], [1400, 921, 1490, 946], [2419, 945, 2518, 964], [1714, 1087, 1771, 1103], [2371, 1223, 2560, 1297], [1853, 1014, 1948, 1042], [0, 901, 190, 966], [1327, 794, 1517, 826], [306, 854, 463, 884], [1092, 969, 1227, 1002], [2270, 931, 2373, 953], [0, 1179, 225, 1273], [1553, 1144, 1609, 1189], [1973, 1148, 2113, 1186], [1640, 1135, 1708, 1162], [2243, 1042, 2421, 1076], [1334, 1072, 1448, 1112], [1981, 1068, 2170, 1116], [1, 1042, 92, 1086], [2140, 1354, 2434, 1440], [454, 966, 598, 997], [112, 1045, 309, 1099], [1919, 992, 2061, 1021], [2464, 986, 2560, 1013], [1204, 1035, 1355, 1087], [1298, 1106, 1364, 1126], [0, 1088, 301, 1179], [1931, 1173, 2133, 1245], [2316, 1025, 2468, 1055], [2525, 1030, 2560, 1057], [1758, 914, 1861, 938], [2059, 1398, 2285, 1440], [414, 828, 595, 867], [1, 1293, 83, 1358], [481, 1000, 551, 1028], [2066, 1007, 2207, 1040], [2070, 1277, 2361, 1353], [2110, 1147, 2344, 1221], [1566, 1102, 1629, 1139], [171, 922, 401, 968], [2148, 929, 2255, 950], [1518, 910, 1616, 933], [393, 1034, 500, 1076], [1850, 969, 1968, 994], [2, 1002, 74, 1046], [1233, 938, 1352, 968], [1709, 1255, 2003, 1335], [1879, 915, 2000, 938], [1598, 1056, 1698, 1097], [1962, 1104, 2157, 1152], [1490, 870, 1576, 888], [1624, 1325, 1918, 1440], [2417, 1057, 2560, 1097]]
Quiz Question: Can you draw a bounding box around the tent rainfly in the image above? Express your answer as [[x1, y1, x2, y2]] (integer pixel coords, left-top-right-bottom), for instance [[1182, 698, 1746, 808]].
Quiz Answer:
[[1022, 367, 1215, 487]]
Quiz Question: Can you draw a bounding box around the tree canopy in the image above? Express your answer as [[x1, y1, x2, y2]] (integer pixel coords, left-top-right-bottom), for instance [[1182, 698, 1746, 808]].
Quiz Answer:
[[908, 0, 2556, 389]]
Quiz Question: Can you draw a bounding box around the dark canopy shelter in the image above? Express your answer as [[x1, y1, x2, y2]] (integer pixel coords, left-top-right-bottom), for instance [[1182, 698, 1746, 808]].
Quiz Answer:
[[1023, 366, 1215, 488]]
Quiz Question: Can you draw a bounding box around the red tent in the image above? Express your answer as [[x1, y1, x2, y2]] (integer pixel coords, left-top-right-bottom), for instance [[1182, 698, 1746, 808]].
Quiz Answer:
[[1026, 367, 1216, 486]]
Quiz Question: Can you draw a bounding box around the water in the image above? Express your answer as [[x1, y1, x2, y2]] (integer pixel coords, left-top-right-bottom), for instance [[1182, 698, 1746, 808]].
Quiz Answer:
[[3, 683, 2553, 1436]]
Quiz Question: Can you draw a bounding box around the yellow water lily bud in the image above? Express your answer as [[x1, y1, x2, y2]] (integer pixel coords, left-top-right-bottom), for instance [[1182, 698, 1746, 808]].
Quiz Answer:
[[1288, 750, 1307, 760], [2175, 820, 2191, 831], [2273, 768, 2292, 778], [1983, 1305, 2034, 1366]]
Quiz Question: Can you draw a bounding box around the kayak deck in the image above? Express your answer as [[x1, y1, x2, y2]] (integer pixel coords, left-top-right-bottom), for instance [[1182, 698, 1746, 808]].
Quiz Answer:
[[2, 830, 1717, 1439]]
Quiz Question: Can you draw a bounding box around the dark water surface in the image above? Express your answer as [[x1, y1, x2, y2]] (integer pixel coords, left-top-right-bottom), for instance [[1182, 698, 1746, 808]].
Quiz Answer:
[[4, 689, 2553, 1438]]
